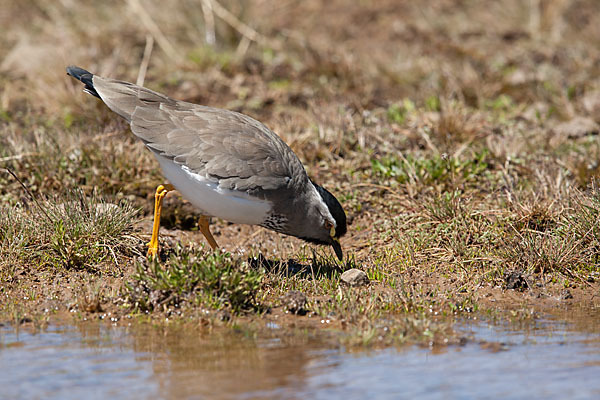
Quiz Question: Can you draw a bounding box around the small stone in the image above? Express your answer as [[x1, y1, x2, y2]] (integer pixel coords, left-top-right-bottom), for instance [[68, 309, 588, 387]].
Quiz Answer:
[[504, 271, 528, 291], [341, 269, 369, 287], [281, 290, 307, 315]]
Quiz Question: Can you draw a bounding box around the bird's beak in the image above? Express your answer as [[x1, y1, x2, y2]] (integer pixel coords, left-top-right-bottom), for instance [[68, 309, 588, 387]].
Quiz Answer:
[[331, 238, 343, 261]]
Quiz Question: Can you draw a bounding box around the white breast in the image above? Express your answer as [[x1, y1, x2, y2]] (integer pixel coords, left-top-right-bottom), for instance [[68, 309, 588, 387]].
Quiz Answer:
[[155, 154, 272, 225]]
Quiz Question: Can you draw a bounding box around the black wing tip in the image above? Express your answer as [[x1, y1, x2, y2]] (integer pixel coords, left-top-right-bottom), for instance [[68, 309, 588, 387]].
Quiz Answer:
[[66, 65, 100, 99], [66, 65, 90, 77]]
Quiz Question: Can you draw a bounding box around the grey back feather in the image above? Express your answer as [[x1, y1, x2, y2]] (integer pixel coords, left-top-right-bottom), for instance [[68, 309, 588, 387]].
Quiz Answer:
[[92, 76, 308, 192]]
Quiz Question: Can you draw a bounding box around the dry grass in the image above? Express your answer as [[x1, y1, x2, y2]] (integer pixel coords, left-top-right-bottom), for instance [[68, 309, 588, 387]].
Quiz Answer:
[[1, 0, 600, 346]]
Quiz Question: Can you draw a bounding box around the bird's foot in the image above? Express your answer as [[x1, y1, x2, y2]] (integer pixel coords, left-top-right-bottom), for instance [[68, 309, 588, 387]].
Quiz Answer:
[[147, 240, 159, 260]]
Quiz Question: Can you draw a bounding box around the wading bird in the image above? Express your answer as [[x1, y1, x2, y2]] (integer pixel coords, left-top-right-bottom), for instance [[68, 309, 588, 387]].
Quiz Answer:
[[67, 66, 347, 260]]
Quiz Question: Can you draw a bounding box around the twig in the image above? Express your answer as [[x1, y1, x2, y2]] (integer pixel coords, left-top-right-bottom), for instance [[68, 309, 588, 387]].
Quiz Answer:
[[235, 35, 251, 60], [206, 0, 275, 48], [0, 153, 37, 162], [136, 34, 154, 86], [127, 0, 183, 63], [2, 167, 52, 223], [417, 127, 439, 155], [108, 244, 119, 267], [240, 227, 262, 247], [200, 0, 216, 45]]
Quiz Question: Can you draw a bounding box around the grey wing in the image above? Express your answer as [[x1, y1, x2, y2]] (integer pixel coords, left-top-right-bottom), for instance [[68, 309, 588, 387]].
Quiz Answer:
[[133, 104, 307, 191], [92, 76, 307, 191]]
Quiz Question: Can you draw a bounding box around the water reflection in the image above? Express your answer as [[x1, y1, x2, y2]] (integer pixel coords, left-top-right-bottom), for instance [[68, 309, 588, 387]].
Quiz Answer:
[[0, 321, 335, 400], [126, 324, 335, 399], [0, 308, 599, 400]]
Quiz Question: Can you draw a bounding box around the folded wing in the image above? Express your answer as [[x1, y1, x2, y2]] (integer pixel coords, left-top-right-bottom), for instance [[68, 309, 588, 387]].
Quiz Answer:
[[92, 75, 307, 192]]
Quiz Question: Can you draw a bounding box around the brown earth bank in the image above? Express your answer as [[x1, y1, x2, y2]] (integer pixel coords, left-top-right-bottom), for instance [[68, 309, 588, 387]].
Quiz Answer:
[[2, 0, 600, 345]]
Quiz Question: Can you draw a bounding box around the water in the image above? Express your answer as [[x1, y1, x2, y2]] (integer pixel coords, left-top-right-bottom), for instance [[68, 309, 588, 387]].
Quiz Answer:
[[1, 311, 599, 400]]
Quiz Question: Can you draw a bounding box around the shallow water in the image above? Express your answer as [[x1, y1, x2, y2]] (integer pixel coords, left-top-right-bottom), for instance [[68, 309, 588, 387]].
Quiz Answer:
[[1, 310, 599, 400]]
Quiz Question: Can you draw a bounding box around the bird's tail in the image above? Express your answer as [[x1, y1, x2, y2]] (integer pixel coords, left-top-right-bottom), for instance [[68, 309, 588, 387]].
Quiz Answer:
[[66, 66, 100, 99]]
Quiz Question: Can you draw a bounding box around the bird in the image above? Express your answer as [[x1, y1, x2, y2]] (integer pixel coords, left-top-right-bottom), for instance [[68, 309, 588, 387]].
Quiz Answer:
[[66, 66, 347, 260]]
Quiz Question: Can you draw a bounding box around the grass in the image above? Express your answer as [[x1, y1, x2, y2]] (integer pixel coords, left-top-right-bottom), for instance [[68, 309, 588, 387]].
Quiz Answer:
[[370, 150, 491, 189], [127, 247, 264, 313], [0, 189, 138, 271], [1, 0, 600, 346]]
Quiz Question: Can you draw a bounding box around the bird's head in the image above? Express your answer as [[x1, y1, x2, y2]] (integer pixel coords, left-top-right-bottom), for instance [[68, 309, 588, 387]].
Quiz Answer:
[[303, 182, 347, 260]]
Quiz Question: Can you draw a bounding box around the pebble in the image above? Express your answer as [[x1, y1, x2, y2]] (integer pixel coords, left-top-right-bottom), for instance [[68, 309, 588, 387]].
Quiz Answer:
[[504, 271, 528, 291], [341, 269, 369, 287]]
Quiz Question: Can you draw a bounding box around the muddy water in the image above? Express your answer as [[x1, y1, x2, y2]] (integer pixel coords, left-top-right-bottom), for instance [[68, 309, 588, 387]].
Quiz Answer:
[[1, 309, 599, 400]]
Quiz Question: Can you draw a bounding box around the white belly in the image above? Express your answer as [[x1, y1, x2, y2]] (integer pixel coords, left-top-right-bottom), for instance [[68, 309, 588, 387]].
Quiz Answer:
[[155, 154, 272, 225]]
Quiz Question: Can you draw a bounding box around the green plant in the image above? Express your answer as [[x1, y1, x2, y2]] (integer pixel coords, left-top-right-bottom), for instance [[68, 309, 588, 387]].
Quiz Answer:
[[128, 246, 264, 313]]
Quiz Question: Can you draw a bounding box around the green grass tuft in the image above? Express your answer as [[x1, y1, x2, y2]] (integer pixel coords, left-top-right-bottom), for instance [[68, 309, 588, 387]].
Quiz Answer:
[[127, 246, 264, 313], [0, 189, 138, 271]]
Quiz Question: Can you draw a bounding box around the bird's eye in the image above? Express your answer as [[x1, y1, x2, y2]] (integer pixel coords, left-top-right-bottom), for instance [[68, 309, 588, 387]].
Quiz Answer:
[[324, 221, 335, 237]]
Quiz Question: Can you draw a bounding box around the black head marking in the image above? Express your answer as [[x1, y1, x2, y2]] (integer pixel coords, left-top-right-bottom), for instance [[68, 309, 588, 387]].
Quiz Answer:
[[312, 182, 347, 238]]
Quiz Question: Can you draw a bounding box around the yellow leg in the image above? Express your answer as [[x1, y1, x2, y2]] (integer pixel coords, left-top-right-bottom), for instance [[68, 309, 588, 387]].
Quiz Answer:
[[198, 215, 219, 250], [147, 184, 175, 259]]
